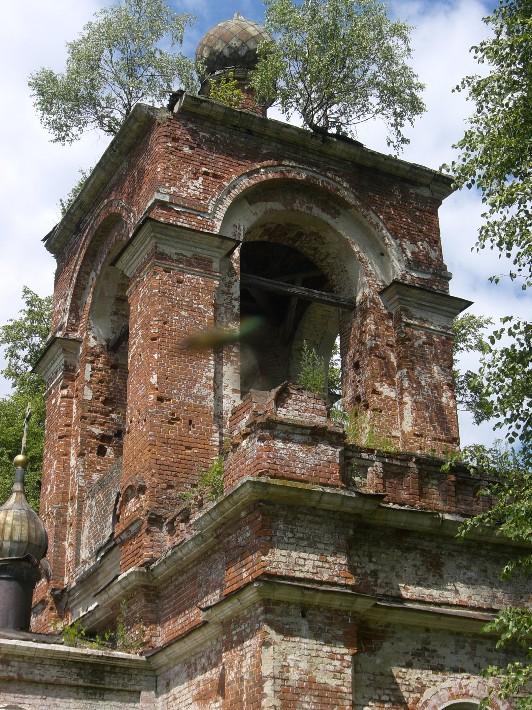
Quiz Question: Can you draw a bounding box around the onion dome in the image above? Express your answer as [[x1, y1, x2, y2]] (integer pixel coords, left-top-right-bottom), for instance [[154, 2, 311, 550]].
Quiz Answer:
[[0, 455, 47, 562], [196, 13, 271, 77]]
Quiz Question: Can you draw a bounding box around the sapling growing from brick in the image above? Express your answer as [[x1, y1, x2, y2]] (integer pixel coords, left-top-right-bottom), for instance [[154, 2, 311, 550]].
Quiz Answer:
[[250, 0, 425, 152]]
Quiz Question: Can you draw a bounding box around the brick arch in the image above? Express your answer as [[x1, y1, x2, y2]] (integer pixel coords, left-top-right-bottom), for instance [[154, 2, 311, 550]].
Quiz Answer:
[[62, 208, 131, 334], [214, 163, 404, 289], [418, 679, 510, 710]]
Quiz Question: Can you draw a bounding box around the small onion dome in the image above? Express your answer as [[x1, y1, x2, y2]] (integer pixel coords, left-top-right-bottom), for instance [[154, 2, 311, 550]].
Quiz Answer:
[[0, 456, 47, 562], [196, 13, 271, 77]]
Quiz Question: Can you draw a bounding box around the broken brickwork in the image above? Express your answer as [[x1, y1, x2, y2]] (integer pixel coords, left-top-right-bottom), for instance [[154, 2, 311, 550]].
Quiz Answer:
[[14, 94, 527, 709]]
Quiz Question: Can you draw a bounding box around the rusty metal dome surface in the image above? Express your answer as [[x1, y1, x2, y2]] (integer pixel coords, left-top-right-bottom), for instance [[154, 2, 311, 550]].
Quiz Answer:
[[0, 473, 47, 562], [196, 13, 270, 76]]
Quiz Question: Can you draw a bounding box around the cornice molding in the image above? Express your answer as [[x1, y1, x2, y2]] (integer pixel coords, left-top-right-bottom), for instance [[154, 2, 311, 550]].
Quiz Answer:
[[0, 637, 152, 684], [380, 281, 472, 331], [114, 218, 238, 278], [148, 575, 497, 672], [33, 336, 82, 389], [174, 93, 455, 200], [74, 476, 527, 634]]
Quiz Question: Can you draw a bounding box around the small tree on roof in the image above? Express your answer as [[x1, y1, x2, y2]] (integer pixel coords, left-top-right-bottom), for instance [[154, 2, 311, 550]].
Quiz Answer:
[[250, 0, 425, 152], [28, 0, 198, 144]]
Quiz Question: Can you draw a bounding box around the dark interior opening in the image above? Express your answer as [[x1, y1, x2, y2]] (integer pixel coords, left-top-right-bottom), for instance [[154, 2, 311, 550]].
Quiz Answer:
[[239, 241, 338, 394]]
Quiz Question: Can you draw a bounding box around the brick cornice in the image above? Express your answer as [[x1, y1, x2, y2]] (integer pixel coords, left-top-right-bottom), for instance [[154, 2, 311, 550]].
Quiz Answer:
[[72, 477, 528, 633], [380, 280, 472, 331], [147, 575, 498, 673], [114, 217, 238, 278], [33, 336, 82, 390], [173, 93, 455, 200]]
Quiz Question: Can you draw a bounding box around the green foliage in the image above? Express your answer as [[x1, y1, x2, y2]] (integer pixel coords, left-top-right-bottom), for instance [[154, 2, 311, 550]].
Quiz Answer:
[[454, 444, 531, 577], [59, 168, 91, 216], [452, 314, 531, 455], [0, 391, 46, 510], [208, 71, 245, 109], [332, 406, 395, 452], [62, 619, 92, 648], [0, 287, 52, 392], [452, 314, 493, 421], [483, 610, 532, 709], [198, 455, 224, 502], [449, 443, 532, 707], [62, 600, 144, 653], [114, 600, 146, 653], [28, 0, 198, 144], [453, 314, 493, 359], [0, 288, 52, 510], [450, 0, 532, 289], [297, 341, 326, 395], [481, 318, 531, 451], [250, 0, 425, 151], [180, 456, 225, 507]]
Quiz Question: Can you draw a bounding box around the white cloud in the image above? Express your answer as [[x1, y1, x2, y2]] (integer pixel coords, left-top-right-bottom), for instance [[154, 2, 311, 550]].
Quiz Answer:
[[0, 0, 528, 450], [0, 0, 110, 396]]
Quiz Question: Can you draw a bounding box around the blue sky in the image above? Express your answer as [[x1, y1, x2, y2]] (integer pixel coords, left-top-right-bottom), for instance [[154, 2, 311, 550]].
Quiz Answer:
[[0, 0, 526, 447]]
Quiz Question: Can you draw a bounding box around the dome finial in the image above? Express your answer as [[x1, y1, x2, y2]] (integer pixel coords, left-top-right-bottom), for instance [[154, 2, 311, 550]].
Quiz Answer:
[[0, 401, 48, 630], [0, 400, 47, 562], [12, 403, 31, 475], [196, 14, 271, 78]]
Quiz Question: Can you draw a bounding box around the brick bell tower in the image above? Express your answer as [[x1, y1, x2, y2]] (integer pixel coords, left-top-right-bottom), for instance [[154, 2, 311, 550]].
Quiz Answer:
[[25, 13, 527, 710]]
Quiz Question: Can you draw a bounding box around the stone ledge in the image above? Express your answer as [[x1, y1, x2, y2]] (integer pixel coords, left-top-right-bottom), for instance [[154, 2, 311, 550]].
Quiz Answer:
[[147, 575, 498, 673], [380, 280, 472, 330], [114, 216, 238, 278], [0, 637, 152, 691]]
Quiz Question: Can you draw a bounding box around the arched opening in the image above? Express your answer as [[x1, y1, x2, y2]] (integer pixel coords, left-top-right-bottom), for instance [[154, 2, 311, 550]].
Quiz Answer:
[[218, 177, 403, 433], [78, 244, 129, 566], [441, 704, 480, 709], [240, 241, 343, 395], [85, 252, 129, 470]]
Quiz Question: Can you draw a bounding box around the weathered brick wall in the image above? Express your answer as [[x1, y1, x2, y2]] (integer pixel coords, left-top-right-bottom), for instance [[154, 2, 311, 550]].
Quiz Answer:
[[28, 97, 517, 710], [263, 602, 357, 710], [38, 98, 467, 600], [0, 681, 143, 709], [156, 508, 269, 647], [353, 625, 512, 709], [0, 641, 155, 709], [225, 385, 345, 491], [156, 638, 225, 709], [348, 524, 524, 608], [264, 505, 527, 610], [37, 368, 76, 590], [117, 252, 221, 570], [156, 607, 265, 709], [80, 462, 121, 565], [346, 447, 493, 515]]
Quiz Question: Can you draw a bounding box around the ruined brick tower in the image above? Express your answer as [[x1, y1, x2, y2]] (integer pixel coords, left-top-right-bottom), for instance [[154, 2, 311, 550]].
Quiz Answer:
[[1, 13, 528, 710]]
